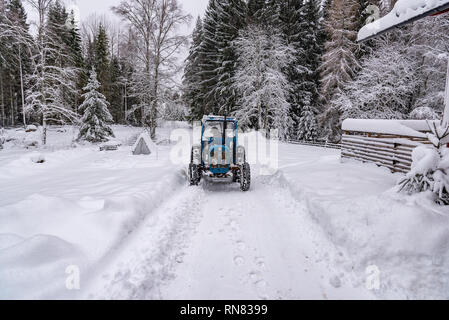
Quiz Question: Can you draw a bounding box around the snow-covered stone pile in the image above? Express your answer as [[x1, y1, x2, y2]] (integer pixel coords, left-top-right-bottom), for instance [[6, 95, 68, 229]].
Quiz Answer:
[[358, 0, 449, 42]]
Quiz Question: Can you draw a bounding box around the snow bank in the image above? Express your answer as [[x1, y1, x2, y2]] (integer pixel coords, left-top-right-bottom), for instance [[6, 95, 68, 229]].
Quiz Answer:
[[0, 125, 185, 299], [358, 0, 449, 42], [342, 119, 436, 137], [278, 144, 449, 299]]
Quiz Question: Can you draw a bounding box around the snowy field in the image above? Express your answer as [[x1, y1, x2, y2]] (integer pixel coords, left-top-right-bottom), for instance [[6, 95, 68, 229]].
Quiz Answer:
[[0, 125, 448, 300]]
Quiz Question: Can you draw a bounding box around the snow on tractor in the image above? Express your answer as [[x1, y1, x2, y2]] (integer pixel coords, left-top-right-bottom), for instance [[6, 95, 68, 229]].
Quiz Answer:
[[189, 115, 251, 191]]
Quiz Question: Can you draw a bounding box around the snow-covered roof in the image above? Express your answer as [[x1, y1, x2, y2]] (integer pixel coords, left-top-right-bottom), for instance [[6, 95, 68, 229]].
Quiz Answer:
[[342, 119, 439, 137], [358, 0, 449, 42]]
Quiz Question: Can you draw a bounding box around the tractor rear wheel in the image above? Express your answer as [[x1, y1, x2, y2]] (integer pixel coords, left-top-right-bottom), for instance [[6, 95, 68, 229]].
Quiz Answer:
[[189, 164, 201, 186], [240, 163, 251, 192]]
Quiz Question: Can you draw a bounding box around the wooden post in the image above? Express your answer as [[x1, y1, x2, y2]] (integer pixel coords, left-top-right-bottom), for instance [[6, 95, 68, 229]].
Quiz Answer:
[[443, 57, 449, 126]]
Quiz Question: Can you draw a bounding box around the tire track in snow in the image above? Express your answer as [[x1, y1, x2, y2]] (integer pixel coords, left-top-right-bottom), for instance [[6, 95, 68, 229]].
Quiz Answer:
[[85, 167, 374, 300], [160, 171, 374, 300], [84, 185, 206, 299]]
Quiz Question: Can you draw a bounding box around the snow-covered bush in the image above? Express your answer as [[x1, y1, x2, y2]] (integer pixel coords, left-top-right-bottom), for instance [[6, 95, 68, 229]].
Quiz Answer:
[[409, 107, 438, 120], [78, 69, 115, 143], [398, 121, 449, 205]]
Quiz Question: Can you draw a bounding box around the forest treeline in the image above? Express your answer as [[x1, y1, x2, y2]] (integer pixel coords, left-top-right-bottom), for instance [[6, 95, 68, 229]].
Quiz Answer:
[[184, 0, 449, 142], [1, 0, 449, 143]]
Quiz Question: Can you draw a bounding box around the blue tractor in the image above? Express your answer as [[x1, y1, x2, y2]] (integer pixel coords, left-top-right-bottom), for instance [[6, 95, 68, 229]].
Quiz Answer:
[[189, 116, 251, 191]]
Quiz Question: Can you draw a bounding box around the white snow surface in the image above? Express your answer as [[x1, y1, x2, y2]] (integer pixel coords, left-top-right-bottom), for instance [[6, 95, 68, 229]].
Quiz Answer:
[[1, 125, 449, 299], [358, 0, 449, 42], [342, 119, 437, 137]]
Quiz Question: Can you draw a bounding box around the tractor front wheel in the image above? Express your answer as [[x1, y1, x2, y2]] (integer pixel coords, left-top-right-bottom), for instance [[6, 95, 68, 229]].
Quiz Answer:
[[240, 163, 251, 192], [189, 164, 201, 186]]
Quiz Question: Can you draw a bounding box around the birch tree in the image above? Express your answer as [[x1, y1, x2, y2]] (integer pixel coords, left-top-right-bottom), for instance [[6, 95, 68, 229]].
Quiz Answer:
[[112, 0, 191, 138]]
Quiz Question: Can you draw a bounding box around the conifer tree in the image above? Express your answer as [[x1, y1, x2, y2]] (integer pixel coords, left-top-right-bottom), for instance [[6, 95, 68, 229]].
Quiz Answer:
[[297, 105, 318, 141], [109, 56, 122, 123], [95, 24, 110, 95], [78, 68, 114, 143], [198, 0, 220, 115], [213, 0, 247, 115], [319, 0, 361, 142], [184, 17, 204, 121], [233, 24, 294, 139], [66, 10, 85, 112], [2, 0, 31, 127]]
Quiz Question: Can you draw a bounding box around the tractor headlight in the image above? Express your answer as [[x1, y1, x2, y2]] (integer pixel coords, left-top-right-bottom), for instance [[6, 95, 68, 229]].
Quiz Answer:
[[237, 146, 245, 164]]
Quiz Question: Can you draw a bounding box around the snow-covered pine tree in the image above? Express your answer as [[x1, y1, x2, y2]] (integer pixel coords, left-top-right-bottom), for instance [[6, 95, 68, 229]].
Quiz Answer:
[[78, 68, 114, 143], [319, 0, 361, 142], [66, 10, 86, 112], [184, 17, 204, 121], [247, 0, 265, 20], [277, 0, 304, 130], [95, 24, 110, 96], [0, 0, 32, 127], [0, 0, 7, 127], [25, 0, 79, 145], [279, 0, 322, 140], [213, 0, 247, 115], [233, 24, 294, 139], [198, 0, 221, 115], [297, 105, 319, 142], [108, 56, 123, 123]]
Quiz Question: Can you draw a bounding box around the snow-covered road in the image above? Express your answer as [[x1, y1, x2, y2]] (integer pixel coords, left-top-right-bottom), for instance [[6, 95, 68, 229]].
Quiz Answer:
[[1, 125, 449, 300], [84, 163, 373, 300]]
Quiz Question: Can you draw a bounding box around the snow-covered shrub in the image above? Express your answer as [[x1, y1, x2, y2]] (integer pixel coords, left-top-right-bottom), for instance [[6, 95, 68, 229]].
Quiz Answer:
[[398, 145, 438, 194], [78, 69, 115, 143], [409, 107, 438, 120], [398, 121, 449, 205]]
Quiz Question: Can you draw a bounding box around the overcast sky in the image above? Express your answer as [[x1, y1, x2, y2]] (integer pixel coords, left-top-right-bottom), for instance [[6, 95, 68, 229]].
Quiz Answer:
[[23, 0, 209, 74], [25, 0, 209, 34]]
